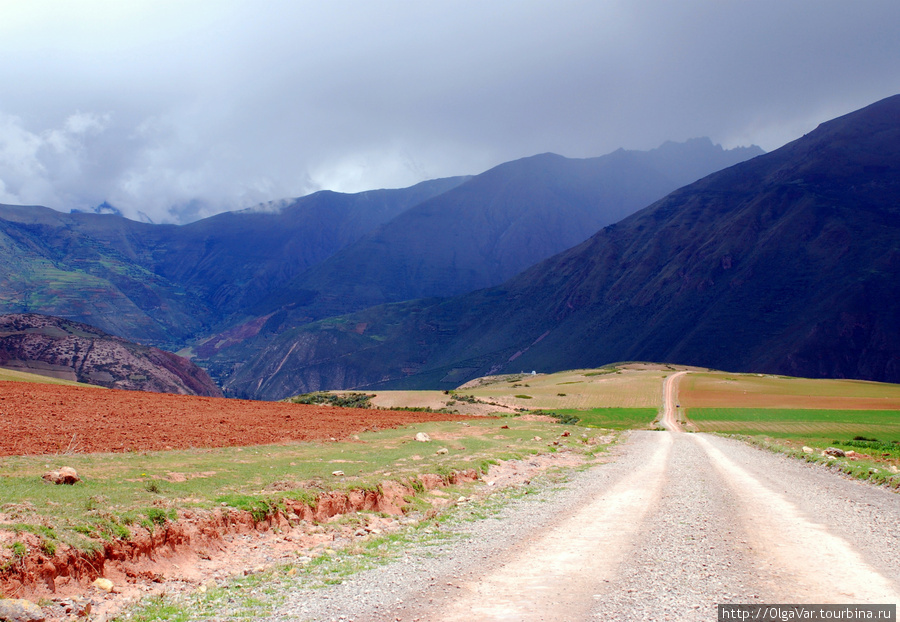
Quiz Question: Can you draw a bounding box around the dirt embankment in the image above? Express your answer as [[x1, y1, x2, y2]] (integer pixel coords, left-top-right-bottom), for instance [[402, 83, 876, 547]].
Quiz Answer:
[[0, 468, 482, 619], [0, 381, 473, 456]]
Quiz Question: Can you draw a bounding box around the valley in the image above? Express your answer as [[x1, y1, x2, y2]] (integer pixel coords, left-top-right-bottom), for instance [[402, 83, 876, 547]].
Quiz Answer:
[[3, 6, 899, 622]]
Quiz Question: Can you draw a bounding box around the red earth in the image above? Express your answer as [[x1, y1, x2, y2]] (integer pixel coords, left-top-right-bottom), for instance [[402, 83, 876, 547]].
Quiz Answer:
[[0, 381, 468, 456]]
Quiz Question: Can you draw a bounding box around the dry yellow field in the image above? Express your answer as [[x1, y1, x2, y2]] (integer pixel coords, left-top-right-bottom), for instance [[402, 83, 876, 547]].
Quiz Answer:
[[680, 372, 900, 410], [0, 366, 87, 386], [458, 367, 670, 410], [366, 364, 703, 415]]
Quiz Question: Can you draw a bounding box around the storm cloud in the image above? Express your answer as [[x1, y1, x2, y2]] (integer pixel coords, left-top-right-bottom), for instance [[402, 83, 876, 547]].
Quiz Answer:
[[1, 0, 898, 223]]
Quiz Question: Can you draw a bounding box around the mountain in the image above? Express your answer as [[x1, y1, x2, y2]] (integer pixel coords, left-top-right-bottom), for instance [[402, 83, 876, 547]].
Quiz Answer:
[[0, 314, 223, 396], [253, 139, 764, 322], [0, 177, 467, 346], [224, 95, 900, 399]]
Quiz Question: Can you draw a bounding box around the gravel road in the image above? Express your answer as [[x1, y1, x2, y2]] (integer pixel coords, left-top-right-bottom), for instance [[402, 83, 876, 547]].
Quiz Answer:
[[268, 392, 900, 621]]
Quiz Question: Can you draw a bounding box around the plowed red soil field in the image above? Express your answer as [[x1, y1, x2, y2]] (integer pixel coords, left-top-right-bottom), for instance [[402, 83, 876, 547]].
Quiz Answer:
[[0, 381, 469, 456]]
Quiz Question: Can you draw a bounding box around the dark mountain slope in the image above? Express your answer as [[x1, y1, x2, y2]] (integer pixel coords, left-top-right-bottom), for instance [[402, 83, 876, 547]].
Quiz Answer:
[[0, 314, 223, 396], [0, 177, 466, 345], [226, 95, 900, 399], [261, 140, 763, 321]]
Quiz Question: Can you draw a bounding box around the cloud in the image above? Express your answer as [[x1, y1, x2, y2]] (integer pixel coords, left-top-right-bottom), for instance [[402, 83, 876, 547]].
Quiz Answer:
[[1, 0, 899, 223], [0, 111, 111, 207]]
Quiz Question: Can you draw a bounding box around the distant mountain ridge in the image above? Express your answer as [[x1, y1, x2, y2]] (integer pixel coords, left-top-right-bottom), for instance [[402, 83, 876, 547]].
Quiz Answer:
[[221, 95, 900, 399], [0, 176, 467, 345], [0, 313, 222, 396], [256, 139, 764, 322]]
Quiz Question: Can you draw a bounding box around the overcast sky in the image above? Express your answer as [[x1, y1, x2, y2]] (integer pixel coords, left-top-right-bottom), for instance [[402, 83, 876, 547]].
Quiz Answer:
[[1, 0, 898, 223]]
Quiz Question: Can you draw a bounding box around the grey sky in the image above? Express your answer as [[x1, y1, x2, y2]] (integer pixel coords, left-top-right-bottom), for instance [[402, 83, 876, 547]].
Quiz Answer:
[[1, 0, 898, 223]]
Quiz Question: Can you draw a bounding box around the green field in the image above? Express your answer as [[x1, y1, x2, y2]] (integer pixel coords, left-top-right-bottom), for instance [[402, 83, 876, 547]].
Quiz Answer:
[[547, 407, 659, 430], [688, 407, 900, 458]]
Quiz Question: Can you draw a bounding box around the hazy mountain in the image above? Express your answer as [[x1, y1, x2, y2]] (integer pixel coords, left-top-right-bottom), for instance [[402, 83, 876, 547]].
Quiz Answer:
[[255, 139, 764, 322], [0, 177, 467, 345], [224, 95, 900, 399], [0, 313, 223, 396]]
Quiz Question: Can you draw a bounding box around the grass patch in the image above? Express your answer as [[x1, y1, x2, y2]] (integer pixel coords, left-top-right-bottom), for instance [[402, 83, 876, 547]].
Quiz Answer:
[[543, 407, 659, 430], [287, 392, 374, 408], [0, 419, 576, 557]]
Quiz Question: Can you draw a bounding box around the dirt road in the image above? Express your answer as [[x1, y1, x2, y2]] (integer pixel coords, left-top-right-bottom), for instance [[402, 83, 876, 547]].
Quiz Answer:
[[277, 374, 900, 621], [660, 370, 687, 432]]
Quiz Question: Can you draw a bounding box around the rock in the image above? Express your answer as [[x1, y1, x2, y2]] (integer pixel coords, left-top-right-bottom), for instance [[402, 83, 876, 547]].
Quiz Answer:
[[533, 436, 542, 441], [561, 431, 571, 437], [331, 470, 345, 477], [824, 447, 846, 457], [0, 599, 46, 622], [436, 448, 449, 455], [92, 577, 114, 592], [845, 450, 857, 457], [802, 446, 814, 454], [41, 466, 80, 485], [415, 432, 431, 442]]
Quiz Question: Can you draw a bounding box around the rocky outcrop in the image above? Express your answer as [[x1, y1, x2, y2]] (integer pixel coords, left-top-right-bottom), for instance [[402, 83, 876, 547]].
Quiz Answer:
[[0, 314, 222, 396]]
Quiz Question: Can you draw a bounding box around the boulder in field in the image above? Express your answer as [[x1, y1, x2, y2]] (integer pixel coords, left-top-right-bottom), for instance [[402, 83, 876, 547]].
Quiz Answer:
[[42, 466, 80, 485], [0, 598, 45, 622]]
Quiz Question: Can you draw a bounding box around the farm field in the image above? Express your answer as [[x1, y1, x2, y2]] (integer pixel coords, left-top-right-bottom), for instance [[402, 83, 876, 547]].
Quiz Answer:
[[679, 372, 900, 409], [360, 363, 700, 415], [457, 365, 675, 410], [0, 380, 470, 456], [687, 408, 900, 443]]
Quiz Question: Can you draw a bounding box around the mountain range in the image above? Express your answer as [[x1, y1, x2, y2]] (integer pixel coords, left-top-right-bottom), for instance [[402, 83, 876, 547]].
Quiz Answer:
[[0, 138, 762, 395], [5, 96, 896, 402], [221, 95, 900, 399]]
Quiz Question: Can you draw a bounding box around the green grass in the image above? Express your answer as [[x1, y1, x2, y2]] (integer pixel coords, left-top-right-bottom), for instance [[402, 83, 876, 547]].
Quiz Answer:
[[543, 407, 659, 430], [687, 408, 900, 441], [0, 419, 599, 556]]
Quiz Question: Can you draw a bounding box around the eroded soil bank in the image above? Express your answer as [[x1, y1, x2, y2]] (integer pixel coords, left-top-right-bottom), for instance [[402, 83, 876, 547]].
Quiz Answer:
[[0, 467, 485, 621]]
